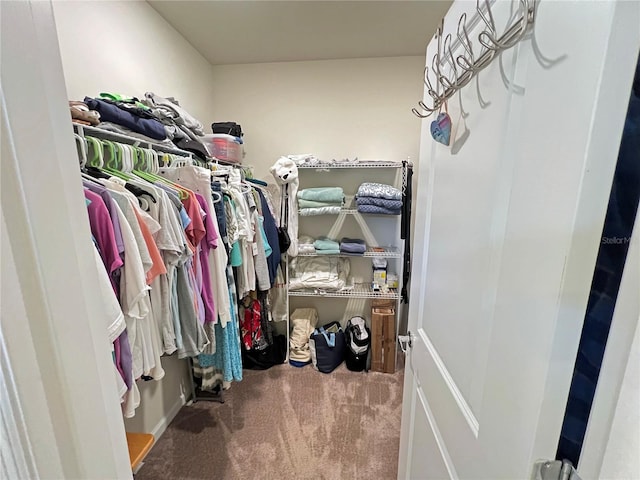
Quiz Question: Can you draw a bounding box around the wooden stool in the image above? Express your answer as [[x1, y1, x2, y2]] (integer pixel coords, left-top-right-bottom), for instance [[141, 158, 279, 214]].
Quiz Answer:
[[126, 432, 154, 472]]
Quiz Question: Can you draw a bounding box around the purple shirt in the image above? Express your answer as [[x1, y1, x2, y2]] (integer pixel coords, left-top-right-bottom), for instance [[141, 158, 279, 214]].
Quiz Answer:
[[84, 188, 132, 390], [84, 189, 123, 277], [196, 193, 219, 324], [83, 180, 125, 257]]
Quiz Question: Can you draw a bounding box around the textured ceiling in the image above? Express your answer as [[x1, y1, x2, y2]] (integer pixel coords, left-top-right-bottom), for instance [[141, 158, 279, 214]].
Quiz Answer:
[[148, 0, 452, 65]]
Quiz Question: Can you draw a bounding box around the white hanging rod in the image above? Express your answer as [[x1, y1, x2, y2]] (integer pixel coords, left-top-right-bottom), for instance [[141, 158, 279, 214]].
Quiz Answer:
[[412, 0, 536, 118], [73, 123, 194, 158]]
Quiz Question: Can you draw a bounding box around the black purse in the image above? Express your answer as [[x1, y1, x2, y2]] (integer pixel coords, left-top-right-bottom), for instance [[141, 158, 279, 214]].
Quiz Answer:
[[278, 184, 291, 253]]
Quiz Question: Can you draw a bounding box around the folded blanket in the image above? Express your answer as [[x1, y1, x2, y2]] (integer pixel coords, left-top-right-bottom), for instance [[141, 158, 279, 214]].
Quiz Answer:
[[340, 237, 366, 254], [357, 183, 401, 201], [84, 97, 167, 140], [314, 237, 339, 251], [298, 198, 343, 209], [288, 257, 350, 291], [357, 204, 401, 215], [356, 196, 403, 210], [299, 206, 342, 216], [144, 92, 205, 136], [298, 187, 344, 203], [298, 244, 316, 254]]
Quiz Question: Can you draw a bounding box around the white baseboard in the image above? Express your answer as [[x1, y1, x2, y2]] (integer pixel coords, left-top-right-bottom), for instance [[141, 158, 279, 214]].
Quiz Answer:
[[150, 393, 186, 440]]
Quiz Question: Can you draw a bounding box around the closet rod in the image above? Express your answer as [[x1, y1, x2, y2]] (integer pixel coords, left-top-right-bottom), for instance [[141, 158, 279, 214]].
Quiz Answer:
[[73, 123, 194, 159]]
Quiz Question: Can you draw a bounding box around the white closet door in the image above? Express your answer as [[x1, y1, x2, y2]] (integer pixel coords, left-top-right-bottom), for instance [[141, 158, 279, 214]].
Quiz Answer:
[[398, 1, 640, 478]]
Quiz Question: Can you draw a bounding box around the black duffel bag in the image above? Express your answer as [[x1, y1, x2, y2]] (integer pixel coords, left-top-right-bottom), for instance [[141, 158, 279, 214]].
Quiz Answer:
[[242, 335, 287, 370], [211, 121, 243, 138], [309, 321, 346, 373]]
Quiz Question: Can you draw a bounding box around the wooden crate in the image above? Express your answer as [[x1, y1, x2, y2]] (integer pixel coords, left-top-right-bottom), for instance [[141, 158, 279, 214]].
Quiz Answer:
[[371, 300, 396, 373]]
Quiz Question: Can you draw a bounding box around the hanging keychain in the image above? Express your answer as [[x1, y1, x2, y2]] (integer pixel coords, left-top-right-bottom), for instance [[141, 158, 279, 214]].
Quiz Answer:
[[429, 22, 453, 147], [430, 99, 452, 146]]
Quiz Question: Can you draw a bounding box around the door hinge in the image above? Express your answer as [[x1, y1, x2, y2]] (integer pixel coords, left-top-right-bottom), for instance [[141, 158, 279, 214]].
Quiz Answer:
[[398, 332, 413, 354], [532, 460, 582, 480]]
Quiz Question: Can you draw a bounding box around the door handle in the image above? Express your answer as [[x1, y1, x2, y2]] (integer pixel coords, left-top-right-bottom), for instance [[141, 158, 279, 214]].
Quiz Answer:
[[398, 332, 414, 354]]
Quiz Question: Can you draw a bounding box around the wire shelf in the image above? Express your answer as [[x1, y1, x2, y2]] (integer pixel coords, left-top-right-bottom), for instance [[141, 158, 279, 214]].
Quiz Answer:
[[298, 207, 404, 217], [297, 161, 404, 169], [288, 284, 399, 299], [297, 246, 401, 258]]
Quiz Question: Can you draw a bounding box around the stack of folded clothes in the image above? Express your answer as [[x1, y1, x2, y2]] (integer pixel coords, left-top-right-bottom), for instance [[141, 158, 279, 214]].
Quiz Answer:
[[78, 92, 210, 160], [84, 95, 167, 140], [298, 187, 344, 216], [356, 183, 402, 215], [340, 237, 366, 255], [313, 237, 340, 255], [297, 235, 316, 254], [69, 101, 101, 126]]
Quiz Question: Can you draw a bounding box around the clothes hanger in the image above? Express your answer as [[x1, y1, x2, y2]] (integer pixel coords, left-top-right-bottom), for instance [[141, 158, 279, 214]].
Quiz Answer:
[[211, 191, 222, 204], [75, 133, 88, 169], [101, 140, 132, 181], [86, 136, 104, 168], [134, 150, 191, 200]]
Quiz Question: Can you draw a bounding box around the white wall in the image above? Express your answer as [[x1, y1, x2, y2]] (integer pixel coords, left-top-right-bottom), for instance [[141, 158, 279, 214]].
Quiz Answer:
[[52, 0, 214, 125], [51, 0, 214, 436], [210, 56, 424, 180]]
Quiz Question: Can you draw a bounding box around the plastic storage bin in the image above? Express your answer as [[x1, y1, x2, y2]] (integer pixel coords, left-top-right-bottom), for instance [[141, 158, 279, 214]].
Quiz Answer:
[[202, 134, 242, 164]]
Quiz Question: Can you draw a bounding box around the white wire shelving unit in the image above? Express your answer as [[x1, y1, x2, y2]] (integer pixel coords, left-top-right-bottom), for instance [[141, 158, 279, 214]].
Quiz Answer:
[[297, 161, 404, 169], [297, 246, 401, 258], [288, 284, 399, 299]]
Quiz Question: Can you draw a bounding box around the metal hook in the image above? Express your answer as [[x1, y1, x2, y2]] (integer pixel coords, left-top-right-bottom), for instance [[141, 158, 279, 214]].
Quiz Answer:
[[477, 0, 497, 37], [479, 0, 530, 51], [456, 12, 485, 75]]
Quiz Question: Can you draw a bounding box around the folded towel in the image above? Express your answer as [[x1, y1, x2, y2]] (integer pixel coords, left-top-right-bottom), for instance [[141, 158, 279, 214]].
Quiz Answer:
[[315, 249, 341, 255], [299, 206, 342, 216], [356, 183, 401, 200], [356, 196, 403, 210], [340, 237, 366, 254], [298, 198, 343, 209], [297, 187, 344, 203], [314, 237, 340, 251], [357, 204, 401, 215]]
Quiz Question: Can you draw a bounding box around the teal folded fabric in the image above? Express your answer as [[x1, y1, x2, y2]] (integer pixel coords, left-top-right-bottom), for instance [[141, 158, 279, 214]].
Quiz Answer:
[[298, 198, 343, 208], [297, 187, 344, 203], [313, 237, 339, 250], [315, 249, 340, 255]]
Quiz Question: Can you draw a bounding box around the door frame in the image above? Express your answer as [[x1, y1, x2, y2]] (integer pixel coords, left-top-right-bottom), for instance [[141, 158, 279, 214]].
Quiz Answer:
[[1, 1, 131, 477], [397, 1, 640, 478]]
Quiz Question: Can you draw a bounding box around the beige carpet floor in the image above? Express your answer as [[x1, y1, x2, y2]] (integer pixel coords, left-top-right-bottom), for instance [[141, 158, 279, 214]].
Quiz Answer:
[[136, 363, 404, 480]]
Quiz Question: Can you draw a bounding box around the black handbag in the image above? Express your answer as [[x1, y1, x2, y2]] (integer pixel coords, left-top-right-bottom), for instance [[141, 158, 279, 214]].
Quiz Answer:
[[344, 316, 371, 372], [278, 184, 291, 253]]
